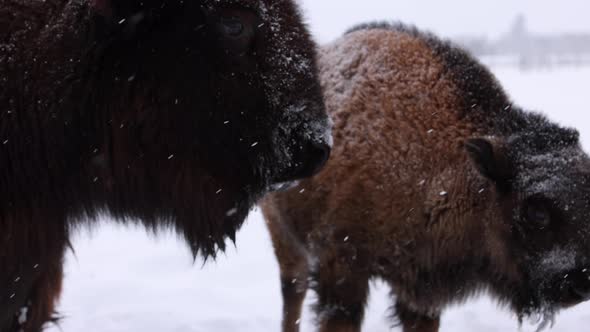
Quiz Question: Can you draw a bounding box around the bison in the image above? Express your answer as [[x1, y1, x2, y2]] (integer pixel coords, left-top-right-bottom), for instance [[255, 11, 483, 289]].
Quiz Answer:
[[0, 0, 331, 330], [262, 23, 590, 332]]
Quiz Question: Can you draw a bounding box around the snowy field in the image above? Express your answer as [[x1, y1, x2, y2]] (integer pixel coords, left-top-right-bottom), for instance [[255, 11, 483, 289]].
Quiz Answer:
[[45, 64, 590, 332]]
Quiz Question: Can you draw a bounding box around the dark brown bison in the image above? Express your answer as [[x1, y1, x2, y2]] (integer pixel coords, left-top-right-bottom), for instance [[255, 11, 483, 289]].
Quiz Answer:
[[262, 23, 590, 332], [0, 0, 331, 330]]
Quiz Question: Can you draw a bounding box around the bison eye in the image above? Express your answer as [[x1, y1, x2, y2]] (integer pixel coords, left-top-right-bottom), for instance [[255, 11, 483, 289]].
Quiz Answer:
[[213, 8, 258, 55], [524, 199, 552, 228], [220, 17, 244, 37]]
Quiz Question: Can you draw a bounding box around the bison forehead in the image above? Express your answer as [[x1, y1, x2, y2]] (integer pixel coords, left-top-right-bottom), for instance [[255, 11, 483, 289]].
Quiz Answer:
[[256, 1, 328, 145], [515, 147, 590, 198], [203, 0, 312, 66], [257, 3, 314, 92], [204, 0, 315, 104]]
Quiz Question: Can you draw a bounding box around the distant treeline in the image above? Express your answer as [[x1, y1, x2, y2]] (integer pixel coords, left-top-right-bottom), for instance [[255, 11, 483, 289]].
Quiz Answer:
[[456, 15, 590, 69]]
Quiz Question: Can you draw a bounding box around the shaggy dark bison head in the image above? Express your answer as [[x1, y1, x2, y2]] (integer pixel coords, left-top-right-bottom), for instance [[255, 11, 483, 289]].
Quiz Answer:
[[80, 0, 331, 255], [466, 117, 590, 324]]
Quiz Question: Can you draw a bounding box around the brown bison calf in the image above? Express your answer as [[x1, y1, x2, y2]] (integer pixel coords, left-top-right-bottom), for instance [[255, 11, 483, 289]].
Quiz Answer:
[[262, 23, 590, 332], [0, 0, 331, 331]]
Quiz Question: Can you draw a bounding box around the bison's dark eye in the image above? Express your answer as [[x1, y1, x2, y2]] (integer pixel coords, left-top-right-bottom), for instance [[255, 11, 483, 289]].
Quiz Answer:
[[220, 17, 244, 37], [213, 8, 258, 55], [524, 198, 552, 228], [526, 206, 550, 227]]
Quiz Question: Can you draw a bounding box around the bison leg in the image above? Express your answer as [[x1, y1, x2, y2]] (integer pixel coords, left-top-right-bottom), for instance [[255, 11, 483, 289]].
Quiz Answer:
[[266, 216, 309, 332], [1, 260, 64, 332], [0, 222, 67, 332], [279, 268, 308, 332], [395, 301, 440, 332], [312, 254, 369, 332], [20, 260, 64, 332]]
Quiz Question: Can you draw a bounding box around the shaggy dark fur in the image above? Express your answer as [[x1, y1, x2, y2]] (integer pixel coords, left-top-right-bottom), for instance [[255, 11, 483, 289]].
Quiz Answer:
[[262, 23, 590, 332], [0, 0, 331, 330]]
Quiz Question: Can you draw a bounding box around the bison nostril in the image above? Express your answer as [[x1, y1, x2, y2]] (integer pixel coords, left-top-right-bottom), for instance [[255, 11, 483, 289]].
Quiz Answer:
[[561, 270, 590, 305], [288, 140, 331, 179], [306, 141, 331, 176], [272, 140, 332, 185], [571, 283, 590, 301]]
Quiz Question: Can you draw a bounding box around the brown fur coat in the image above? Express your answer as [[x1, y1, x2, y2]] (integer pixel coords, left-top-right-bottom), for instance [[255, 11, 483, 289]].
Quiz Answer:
[[263, 23, 590, 332]]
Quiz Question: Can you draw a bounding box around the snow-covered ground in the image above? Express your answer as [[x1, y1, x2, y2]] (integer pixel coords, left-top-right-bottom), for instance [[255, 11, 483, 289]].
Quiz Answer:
[[46, 66, 590, 332]]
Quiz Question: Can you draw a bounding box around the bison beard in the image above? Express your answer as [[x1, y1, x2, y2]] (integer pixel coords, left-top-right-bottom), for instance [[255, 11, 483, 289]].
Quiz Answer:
[[0, 0, 331, 330]]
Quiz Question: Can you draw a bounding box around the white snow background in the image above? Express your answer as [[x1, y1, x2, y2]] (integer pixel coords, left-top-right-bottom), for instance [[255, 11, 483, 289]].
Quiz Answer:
[[47, 1, 590, 331]]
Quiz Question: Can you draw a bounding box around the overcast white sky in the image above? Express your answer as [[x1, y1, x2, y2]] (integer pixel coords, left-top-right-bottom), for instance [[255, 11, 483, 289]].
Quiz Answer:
[[298, 0, 590, 43]]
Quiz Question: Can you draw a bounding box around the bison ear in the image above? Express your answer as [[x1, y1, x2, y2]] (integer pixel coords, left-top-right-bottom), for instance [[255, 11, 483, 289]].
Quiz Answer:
[[465, 138, 512, 190]]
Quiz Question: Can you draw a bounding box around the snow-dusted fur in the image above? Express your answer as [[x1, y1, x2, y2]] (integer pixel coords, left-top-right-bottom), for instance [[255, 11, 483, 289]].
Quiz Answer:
[[262, 23, 590, 332], [0, 0, 330, 330]]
